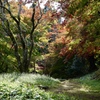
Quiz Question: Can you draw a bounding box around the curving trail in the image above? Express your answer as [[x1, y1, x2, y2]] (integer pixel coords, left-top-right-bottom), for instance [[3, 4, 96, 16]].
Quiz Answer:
[[49, 80, 100, 100]]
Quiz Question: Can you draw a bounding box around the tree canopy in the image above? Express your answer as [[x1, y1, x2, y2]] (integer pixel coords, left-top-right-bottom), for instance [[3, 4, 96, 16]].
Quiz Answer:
[[0, 0, 100, 78]]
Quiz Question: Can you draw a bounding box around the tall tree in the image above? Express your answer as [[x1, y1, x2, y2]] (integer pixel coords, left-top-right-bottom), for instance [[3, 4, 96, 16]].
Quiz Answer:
[[0, 0, 45, 72], [45, 0, 100, 77], [59, 0, 100, 72]]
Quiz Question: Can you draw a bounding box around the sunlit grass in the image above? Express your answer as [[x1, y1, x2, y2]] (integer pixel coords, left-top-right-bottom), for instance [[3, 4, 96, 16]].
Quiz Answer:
[[0, 73, 60, 88], [73, 73, 100, 93], [0, 73, 77, 100], [0, 73, 99, 99]]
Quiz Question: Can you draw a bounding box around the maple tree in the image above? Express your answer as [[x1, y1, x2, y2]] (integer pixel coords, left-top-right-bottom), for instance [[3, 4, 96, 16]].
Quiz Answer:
[[60, 0, 100, 71], [0, 0, 50, 72], [44, 0, 100, 77]]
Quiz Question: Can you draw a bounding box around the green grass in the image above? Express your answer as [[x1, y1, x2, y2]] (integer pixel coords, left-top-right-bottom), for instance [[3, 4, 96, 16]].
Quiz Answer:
[[0, 73, 99, 100], [72, 73, 100, 93], [0, 73, 77, 100]]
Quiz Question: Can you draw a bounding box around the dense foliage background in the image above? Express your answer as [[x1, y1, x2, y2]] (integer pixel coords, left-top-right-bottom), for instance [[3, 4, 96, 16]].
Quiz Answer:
[[0, 0, 100, 79]]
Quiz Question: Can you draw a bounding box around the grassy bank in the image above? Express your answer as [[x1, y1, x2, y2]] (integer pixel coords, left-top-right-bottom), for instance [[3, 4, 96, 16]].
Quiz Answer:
[[73, 74, 100, 93], [0, 73, 76, 100], [0, 73, 100, 100]]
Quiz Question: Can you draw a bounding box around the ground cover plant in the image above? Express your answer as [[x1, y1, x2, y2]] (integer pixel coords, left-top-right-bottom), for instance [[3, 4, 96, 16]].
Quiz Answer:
[[0, 73, 100, 100], [0, 73, 77, 100]]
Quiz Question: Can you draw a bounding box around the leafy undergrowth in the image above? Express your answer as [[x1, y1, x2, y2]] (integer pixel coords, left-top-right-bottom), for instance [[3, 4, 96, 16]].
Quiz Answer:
[[0, 73, 77, 100], [0, 73, 100, 100]]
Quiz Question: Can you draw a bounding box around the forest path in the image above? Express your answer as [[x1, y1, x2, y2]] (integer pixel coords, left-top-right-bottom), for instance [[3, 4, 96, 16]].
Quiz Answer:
[[50, 80, 100, 100]]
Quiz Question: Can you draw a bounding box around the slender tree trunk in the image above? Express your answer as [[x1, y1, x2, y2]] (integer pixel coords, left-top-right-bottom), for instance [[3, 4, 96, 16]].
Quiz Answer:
[[33, 59, 36, 72], [0, 0, 43, 73]]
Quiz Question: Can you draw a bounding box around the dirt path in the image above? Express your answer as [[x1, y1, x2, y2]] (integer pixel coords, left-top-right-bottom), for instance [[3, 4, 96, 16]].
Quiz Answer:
[[51, 80, 100, 100]]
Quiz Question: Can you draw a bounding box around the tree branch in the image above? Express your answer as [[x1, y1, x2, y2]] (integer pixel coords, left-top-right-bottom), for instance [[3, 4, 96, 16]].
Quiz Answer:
[[35, 0, 43, 28]]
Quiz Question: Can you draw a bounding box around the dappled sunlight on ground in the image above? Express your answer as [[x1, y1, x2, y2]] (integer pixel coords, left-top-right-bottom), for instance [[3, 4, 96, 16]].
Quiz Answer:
[[60, 80, 90, 93], [50, 79, 100, 100]]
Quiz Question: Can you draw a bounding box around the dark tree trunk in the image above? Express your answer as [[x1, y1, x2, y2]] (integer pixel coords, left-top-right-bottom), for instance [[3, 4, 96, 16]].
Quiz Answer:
[[23, 61, 29, 72], [0, 1, 42, 73], [88, 54, 98, 72]]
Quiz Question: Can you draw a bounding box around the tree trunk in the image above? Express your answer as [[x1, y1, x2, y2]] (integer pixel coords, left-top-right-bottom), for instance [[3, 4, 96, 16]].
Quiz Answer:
[[0, 1, 42, 73], [88, 54, 98, 72]]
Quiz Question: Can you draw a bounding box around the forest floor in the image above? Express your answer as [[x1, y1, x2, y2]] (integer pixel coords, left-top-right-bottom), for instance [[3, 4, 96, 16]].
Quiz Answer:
[[0, 73, 100, 100], [49, 79, 100, 100]]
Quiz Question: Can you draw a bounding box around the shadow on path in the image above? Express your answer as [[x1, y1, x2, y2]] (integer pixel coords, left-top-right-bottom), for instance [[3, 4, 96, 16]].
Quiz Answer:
[[50, 80, 100, 100]]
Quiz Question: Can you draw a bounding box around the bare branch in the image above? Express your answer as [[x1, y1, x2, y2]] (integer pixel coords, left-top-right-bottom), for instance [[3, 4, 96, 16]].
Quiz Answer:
[[35, 0, 43, 28], [28, 7, 35, 63], [0, 5, 18, 23]]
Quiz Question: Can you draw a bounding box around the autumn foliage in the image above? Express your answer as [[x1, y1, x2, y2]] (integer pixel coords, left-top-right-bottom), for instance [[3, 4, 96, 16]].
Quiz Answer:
[[0, 0, 99, 77], [44, 0, 100, 78]]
